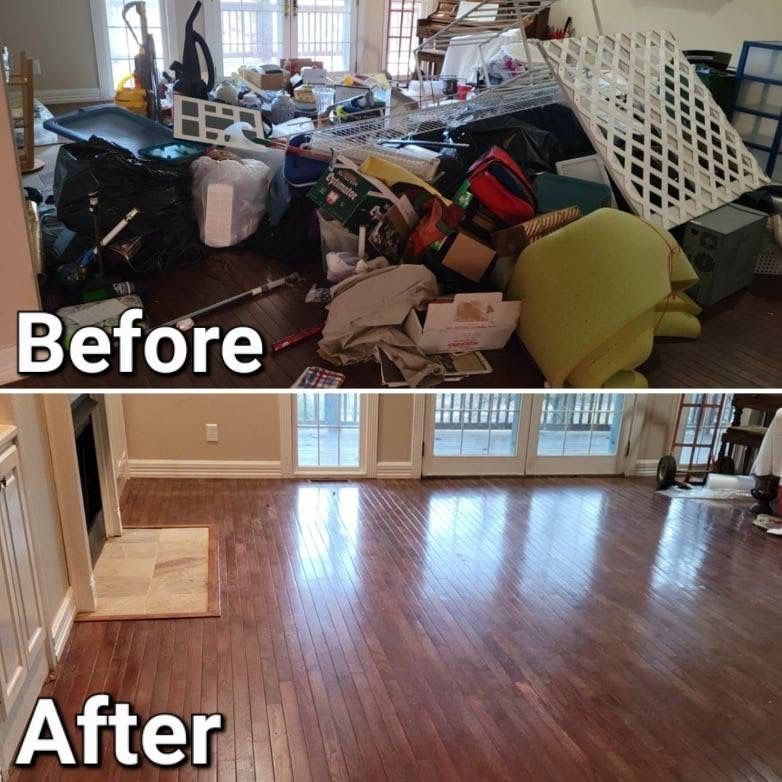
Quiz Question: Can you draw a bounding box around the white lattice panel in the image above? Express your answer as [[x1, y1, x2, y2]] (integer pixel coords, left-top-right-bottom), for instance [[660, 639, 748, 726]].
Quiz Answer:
[[538, 31, 770, 229]]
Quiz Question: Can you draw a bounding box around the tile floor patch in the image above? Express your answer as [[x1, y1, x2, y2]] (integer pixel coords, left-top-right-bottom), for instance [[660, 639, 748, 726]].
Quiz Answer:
[[78, 527, 213, 620]]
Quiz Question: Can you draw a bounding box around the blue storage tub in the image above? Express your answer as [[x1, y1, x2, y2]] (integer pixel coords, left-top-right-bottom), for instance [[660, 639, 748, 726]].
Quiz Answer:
[[284, 134, 329, 191], [44, 105, 172, 156]]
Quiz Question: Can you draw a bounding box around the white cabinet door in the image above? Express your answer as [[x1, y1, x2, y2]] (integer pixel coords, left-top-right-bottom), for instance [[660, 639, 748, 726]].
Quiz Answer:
[[0, 445, 45, 721]]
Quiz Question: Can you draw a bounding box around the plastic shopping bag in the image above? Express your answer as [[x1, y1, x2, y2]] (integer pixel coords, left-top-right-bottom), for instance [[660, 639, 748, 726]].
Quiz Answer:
[[191, 156, 271, 248]]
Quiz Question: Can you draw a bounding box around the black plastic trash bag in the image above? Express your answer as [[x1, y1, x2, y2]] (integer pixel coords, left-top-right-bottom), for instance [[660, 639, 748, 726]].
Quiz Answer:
[[448, 114, 564, 174], [249, 191, 320, 264], [448, 103, 594, 173], [53, 137, 201, 273]]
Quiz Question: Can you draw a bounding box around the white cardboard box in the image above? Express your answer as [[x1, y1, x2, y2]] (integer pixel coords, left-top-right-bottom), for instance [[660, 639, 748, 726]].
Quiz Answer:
[[403, 293, 521, 355]]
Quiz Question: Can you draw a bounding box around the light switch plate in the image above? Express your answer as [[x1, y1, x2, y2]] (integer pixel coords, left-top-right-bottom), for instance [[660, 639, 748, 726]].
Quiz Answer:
[[206, 424, 219, 443]]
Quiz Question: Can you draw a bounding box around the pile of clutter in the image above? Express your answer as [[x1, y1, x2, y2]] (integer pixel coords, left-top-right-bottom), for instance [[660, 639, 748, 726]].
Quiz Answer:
[[24, 2, 782, 387]]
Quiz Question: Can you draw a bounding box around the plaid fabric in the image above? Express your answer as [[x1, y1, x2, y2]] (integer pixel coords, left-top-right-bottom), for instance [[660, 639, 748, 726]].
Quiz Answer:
[[292, 367, 346, 389]]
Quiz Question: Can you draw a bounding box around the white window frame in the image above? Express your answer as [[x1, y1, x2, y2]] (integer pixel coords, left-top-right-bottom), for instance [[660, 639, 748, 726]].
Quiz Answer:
[[279, 394, 378, 479], [422, 394, 641, 478], [204, 0, 359, 81], [90, 0, 179, 100]]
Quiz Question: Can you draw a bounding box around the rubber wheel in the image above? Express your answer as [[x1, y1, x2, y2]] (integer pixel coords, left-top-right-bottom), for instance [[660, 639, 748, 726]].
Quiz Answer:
[[715, 456, 736, 475], [657, 455, 678, 490]]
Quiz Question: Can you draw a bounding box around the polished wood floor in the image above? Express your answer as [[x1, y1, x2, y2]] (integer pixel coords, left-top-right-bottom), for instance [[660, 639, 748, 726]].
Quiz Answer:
[[12, 477, 782, 781]]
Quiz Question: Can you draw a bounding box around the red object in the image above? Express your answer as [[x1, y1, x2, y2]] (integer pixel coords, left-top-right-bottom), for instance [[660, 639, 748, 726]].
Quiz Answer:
[[778, 484, 782, 511], [273, 324, 325, 353], [456, 84, 472, 100], [467, 147, 537, 226]]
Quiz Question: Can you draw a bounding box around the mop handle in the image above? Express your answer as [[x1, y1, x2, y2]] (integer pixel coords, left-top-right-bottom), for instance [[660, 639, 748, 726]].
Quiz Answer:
[[163, 273, 302, 331], [99, 208, 140, 249]]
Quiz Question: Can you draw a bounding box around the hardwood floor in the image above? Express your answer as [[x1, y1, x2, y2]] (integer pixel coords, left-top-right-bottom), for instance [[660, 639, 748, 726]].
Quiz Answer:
[[11, 477, 782, 780], [13, 244, 782, 389]]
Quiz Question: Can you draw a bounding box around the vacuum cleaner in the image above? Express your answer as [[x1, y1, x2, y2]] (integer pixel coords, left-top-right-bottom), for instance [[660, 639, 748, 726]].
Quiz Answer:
[[122, 1, 161, 121], [170, 1, 215, 100]]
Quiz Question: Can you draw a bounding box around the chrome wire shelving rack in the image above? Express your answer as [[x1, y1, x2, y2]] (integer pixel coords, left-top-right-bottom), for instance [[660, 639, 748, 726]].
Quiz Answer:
[[307, 77, 564, 169]]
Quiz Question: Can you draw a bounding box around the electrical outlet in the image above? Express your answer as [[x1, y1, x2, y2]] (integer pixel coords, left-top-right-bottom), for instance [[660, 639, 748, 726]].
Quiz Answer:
[[32, 59, 42, 76], [206, 424, 219, 443]]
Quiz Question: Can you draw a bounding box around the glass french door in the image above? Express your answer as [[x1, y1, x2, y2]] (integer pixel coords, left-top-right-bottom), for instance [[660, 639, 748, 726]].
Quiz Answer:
[[293, 393, 366, 474], [423, 394, 632, 477], [216, 0, 356, 78], [423, 394, 532, 476], [524, 394, 631, 476]]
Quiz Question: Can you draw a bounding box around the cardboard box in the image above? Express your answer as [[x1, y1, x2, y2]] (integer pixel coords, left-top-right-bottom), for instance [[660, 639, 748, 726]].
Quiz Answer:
[[441, 231, 496, 284], [284, 59, 324, 77], [403, 293, 522, 354]]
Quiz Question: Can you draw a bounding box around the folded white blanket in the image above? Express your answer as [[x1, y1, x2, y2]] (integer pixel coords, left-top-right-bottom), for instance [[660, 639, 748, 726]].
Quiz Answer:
[[753, 409, 782, 477]]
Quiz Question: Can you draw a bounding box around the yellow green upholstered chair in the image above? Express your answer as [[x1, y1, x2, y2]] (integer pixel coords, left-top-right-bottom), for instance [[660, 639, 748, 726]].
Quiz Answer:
[[506, 208, 702, 389]]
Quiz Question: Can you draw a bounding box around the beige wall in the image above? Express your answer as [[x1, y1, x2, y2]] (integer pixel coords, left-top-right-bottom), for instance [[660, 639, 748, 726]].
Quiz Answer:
[[0, 79, 39, 379], [0, 0, 100, 93], [551, 0, 782, 64], [123, 394, 282, 461], [378, 394, 415, 464], [637, 394, 680, 461], [123, 393, 683, 467], [124, 393, 418, 466]]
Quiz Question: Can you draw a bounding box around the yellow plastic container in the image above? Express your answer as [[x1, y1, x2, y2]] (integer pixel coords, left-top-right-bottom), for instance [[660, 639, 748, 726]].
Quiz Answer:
[[115, 74, 147, 116]]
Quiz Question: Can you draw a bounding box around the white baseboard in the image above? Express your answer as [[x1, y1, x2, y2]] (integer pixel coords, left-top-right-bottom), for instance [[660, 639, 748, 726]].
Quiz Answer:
[[50, 587, 77, 662], [0, 345, 19, 387], [376, 461, 417, 480], [36, 88, 103, 105], [128, 459, 284, 479], [632, 459, 660, 477]]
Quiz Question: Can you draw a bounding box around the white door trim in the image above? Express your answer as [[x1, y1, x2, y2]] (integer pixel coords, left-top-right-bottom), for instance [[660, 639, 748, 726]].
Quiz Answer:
[[203, 0, 226, 81], [280, 393, 379, 479], [92, 397, 123, 539]]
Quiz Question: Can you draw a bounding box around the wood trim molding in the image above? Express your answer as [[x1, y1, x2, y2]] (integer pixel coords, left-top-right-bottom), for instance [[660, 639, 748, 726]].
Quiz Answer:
[[35, 88, 102, 105], [128, 460, 284, 479], [632, 459, 660, 477], [376, 461, 417, 479], [50, 588, 76, 662]]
